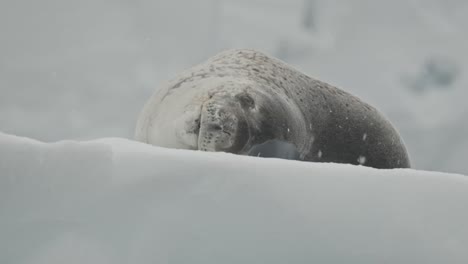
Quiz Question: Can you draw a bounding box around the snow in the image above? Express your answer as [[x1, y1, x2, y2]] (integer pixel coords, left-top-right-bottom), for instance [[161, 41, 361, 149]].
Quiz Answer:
[[358, 155, 367, 165], [1, 131, 468, 264]]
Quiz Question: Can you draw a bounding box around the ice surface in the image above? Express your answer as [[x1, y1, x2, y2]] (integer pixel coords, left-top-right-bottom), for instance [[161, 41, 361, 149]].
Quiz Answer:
[[1, 131, 468, 264]]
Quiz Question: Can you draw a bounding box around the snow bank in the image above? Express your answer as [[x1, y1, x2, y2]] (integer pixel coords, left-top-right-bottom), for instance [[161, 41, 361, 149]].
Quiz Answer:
[[1, 132, 467, 264]]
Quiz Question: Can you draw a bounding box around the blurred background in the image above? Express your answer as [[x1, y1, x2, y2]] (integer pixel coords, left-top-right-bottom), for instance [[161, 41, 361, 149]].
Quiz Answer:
[[0, 0, 466, 174]]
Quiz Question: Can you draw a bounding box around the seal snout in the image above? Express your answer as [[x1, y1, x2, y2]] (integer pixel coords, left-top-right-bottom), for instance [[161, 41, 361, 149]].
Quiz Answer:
[[198, 97, 244, 153]]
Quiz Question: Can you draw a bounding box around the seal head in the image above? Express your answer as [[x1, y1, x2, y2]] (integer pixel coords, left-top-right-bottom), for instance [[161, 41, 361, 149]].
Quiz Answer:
[[196, 86, 309, 157]]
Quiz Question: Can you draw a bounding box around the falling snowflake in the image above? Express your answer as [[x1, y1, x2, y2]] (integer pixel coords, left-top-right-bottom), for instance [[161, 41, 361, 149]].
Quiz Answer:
[[357, 156, 366, 165]]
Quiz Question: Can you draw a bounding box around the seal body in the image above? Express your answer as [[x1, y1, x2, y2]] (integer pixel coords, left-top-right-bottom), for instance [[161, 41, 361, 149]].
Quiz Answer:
[[135, 49, 411, 169]]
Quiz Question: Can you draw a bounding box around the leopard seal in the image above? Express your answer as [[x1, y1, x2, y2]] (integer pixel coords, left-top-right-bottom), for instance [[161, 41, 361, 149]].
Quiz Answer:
[[135, 49, 410, 168]]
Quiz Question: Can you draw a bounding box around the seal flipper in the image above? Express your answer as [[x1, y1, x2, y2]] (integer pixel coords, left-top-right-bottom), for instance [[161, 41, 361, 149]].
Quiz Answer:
[[247, 140, 301, 160]]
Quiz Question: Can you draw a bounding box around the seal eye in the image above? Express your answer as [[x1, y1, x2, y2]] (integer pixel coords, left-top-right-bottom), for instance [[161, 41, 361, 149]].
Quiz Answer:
[[236, 93, 255, 109]]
